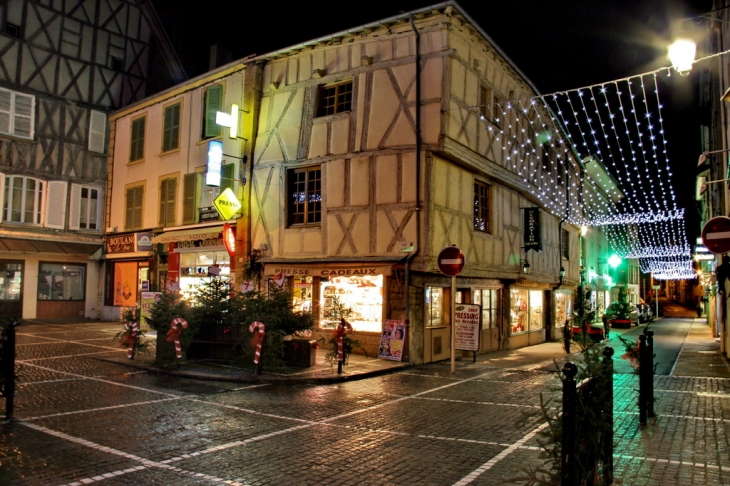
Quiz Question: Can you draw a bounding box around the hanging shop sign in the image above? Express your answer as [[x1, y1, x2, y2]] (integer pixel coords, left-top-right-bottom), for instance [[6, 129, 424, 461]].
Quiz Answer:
[[523, 207, 542, 252], [206, 140, 223, 186], [213, 188, 242, 221], [106, 232, 154, 254], [454, 304, 480, 352], [222, 223, 236, 258]]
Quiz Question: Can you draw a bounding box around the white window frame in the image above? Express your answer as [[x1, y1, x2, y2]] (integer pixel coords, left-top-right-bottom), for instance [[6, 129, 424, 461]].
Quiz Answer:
[[3, 174, 45, 225], [0, 88, 35, 139], [69, 183, 102, 231]]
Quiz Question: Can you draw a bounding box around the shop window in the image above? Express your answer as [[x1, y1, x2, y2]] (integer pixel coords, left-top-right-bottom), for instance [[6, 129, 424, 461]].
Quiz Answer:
[[162, 102, 181, 152], [0, 261, 22, 301], [0, 87, 35, 139], [130, 116, 146, 162], [159, 177, 177, 227], [3, 175, 44, 224], [474, 180, 490, 233], [292, 276, 313, 313], [317, 80, 352, 117], [88, 110, 106, 153], [474, 289, 500, 329], [529, 290, 544, 331], [425, 287, 443, 327], [69, 184, 101, 231], [178, 250, 230, 301], [38, 262, 85, 301], [202, 84, 223, 139], [555, 290, 573, 328], [124, 184, 144, 230], [287, 166, 321, 226], [511, 289, 544, 334], [320, 275, 383, 332], [112, 261, 138, 306]]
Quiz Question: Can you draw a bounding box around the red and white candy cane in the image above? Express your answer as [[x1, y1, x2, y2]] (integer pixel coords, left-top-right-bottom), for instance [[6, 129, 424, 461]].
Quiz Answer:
[[166, 317, 188, 359], [248, 321, 266, 365], [334, 318, 353, 362], [121, 321, 139, 359]]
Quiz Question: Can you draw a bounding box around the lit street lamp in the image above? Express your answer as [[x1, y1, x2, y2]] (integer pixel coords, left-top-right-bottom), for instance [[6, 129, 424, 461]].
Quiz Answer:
[[668, 38, 696, 75]]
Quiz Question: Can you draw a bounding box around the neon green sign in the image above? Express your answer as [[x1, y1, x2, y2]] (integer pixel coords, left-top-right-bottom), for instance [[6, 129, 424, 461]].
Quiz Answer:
[[213, 188, 241, 221]]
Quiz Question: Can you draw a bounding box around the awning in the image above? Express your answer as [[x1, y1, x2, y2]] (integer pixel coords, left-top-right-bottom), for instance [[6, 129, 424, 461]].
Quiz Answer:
[[151, 226, 223, 244], [263, 263, 394, 277], [0, 237, 102, 255]]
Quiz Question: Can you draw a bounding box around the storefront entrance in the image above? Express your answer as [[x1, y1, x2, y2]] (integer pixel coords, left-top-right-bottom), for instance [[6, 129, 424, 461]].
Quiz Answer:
[[0, 260, 23, 319]]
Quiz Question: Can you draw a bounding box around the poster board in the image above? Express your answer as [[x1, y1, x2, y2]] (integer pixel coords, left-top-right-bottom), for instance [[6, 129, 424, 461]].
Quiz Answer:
[[378, 319, 406, 361], [140, 292, 162, 330], [454, 304, 481, 351]]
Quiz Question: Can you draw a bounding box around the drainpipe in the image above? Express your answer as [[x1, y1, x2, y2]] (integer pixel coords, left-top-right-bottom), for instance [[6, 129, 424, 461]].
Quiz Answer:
[[405, 15, 422, 360]]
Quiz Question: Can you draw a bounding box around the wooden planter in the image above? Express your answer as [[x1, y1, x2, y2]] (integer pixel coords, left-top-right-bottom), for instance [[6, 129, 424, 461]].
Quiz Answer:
[[284, 339, 317, 367], [186, 326, 241, 361]]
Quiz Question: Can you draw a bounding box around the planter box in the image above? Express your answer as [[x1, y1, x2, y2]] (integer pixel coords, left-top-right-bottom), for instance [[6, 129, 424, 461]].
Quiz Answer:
[[284, 339, 317, 367], [187, 326, 241, 361]]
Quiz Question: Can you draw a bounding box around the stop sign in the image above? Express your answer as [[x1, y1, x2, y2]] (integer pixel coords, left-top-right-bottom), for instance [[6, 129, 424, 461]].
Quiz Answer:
[[702, 216, 730, 254], [438, 246, 465, 276]]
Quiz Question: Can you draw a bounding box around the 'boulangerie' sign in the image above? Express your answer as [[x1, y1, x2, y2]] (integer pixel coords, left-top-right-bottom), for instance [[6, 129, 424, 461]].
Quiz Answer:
[[523, 207, 542, 252]]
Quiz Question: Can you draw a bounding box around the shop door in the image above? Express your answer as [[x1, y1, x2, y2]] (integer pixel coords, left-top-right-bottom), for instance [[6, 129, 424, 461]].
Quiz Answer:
[[476, 289, 500, 352], [424, 287, 451, 363], [0, 261, 23, 320]]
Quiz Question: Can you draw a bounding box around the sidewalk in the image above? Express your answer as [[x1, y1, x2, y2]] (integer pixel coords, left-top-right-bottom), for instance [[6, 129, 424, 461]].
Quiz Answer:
[[100, 317, 730, 383]]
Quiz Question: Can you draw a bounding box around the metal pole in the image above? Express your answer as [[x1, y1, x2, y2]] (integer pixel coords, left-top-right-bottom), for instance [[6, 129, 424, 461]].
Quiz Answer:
[[602, 346, 614, 484], [645, 329, 655, 418], [4, 321, 18, 420], [639, 333, 648, 426], [451, 274, 456, 373], [561, 362, 578, 486]]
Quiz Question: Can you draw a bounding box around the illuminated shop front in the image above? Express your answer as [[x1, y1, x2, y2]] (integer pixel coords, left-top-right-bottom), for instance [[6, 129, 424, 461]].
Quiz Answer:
[[263, 263, 391, 355], [508, 287, 546, 348], [102, 232, 154, 321]]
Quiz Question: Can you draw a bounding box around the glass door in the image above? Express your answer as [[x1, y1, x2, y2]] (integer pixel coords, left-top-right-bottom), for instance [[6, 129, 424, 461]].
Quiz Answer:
[[0, 260, 23, 319]]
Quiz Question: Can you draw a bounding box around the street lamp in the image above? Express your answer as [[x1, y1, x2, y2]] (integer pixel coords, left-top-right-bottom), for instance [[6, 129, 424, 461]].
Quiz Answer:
[[522, 259, 531, 274], [559, 266, 566, 278], [668, 38, 696, 75]]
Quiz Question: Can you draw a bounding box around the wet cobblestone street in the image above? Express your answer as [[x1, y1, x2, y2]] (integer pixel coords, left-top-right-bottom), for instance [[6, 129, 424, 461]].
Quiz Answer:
[[1, 319, 729, 485]]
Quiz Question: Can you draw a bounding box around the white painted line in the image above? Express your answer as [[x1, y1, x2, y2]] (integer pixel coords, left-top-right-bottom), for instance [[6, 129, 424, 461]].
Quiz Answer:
[[22, 397, 183, 421], [453, 422, 549, 485]]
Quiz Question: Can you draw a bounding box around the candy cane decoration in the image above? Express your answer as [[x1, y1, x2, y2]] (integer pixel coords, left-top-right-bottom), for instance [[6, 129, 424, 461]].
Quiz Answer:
[[166, 317, 188, 359], [334, 318, 353, 363], [121, 321, 139, 359], [248, 321, 266, 365]]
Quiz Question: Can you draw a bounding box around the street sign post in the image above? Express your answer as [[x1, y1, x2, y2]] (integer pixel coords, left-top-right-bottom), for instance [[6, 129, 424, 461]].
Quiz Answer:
[[437, 246, 466, 373], [701, 216, 730, 254]]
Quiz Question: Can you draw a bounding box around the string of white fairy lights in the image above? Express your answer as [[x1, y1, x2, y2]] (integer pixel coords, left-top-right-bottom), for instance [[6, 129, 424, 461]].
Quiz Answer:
[[463, 53, 730, 279]]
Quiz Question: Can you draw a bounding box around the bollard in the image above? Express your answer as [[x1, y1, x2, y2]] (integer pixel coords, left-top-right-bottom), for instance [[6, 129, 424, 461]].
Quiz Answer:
[[638, 333, 648, 426], [2, 321, 18, 420], [644, 329, 655, 418], [602, 346, 614, 484], [561, 362, 578, 486]]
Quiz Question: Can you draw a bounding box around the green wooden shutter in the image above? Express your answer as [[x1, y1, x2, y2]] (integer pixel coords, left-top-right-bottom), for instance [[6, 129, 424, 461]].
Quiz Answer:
[[203, 85, 222, 139], [220, 163, 234, 194], [159, 178, 176, 227], [163, 103, 180, 151], [125, 186, 144, 230], [130, 117, 145, 161], [182, 173, 199, 224]]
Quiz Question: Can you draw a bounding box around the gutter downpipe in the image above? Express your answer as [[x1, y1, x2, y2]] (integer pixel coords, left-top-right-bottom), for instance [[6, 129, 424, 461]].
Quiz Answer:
[[405, 15, 422, 361]]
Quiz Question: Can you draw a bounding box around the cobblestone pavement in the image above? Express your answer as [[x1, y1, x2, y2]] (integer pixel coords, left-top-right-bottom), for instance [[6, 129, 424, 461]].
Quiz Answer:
[[1, 318, 728, 485]]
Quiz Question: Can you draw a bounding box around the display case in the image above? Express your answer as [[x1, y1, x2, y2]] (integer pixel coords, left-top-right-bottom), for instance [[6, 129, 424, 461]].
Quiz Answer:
[[319, 275, 383, 332]]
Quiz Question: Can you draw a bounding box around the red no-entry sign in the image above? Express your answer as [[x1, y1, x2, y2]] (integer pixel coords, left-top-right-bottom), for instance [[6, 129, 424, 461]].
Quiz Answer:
[[437, 246, 465, 276], [702, 216, 730, 254]]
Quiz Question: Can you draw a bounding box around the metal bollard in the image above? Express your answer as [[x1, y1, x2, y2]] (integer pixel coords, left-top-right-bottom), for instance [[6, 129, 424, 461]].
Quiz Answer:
[[602, 346, 614, 484], [2, 321, 18, 420], [638, 333, 648, 426], [561, 362, 578, 486], [644, 329, 655, 418]]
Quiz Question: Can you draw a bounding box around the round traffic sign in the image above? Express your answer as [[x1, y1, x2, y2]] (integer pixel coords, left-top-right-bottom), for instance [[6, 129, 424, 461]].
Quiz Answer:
[[437, 246, 465, 276], [701, 216, 730, 254]]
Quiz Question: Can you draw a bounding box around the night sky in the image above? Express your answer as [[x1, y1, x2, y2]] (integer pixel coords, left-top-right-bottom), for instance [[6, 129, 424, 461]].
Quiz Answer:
[[153, 0, 712, 240]]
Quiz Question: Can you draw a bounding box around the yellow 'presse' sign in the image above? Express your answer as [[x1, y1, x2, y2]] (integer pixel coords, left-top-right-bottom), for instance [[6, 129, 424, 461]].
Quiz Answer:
[[213, 188, 242, 221]]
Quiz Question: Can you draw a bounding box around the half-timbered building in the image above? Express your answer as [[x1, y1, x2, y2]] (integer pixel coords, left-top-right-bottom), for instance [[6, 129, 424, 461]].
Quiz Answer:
[[0, 0, 185, 320], [105, 2, 632, 363]]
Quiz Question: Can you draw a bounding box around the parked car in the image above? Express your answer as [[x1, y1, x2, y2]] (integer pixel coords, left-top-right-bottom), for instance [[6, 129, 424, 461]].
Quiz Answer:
[[603, 302, 640, 328], [635, 303, 654, 323]]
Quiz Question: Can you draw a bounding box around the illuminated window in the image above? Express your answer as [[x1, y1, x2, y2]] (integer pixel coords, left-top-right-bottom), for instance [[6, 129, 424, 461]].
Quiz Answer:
[[37, 262, 86, 301], [474, 180, 490, 233], [317, 81, 352, 117], [287, 167, 321, 226]]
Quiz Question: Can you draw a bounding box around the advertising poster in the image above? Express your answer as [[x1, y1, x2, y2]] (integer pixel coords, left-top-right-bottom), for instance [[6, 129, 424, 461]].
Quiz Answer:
[[113, 261, 138, 306], [140, 292, 162, 330], [378, 319, 406, 361], [454, 304, 481, 351]]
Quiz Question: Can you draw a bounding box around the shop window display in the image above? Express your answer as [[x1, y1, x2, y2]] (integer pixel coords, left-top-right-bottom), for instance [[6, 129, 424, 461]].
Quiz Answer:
[[179, 250, 230, 300], [529, 290, 544, 330], [320, 275, 383, 332], [510, 289, 528, 334], [425, 287, 443, 327], [555, 290, 573, 328]]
